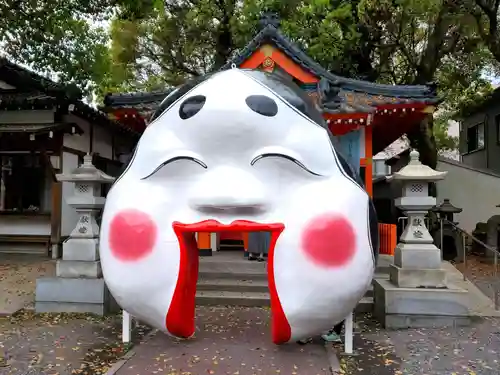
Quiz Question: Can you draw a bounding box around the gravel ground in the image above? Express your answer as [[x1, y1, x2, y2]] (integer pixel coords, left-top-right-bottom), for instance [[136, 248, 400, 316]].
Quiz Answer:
[[335, 313, 500, 375], [0, 311, 150, 375], [0, 255, 55, 315]]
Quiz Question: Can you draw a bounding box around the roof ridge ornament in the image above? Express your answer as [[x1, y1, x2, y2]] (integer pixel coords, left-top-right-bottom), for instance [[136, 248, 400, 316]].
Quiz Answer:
[[258, 11, 280, 30]]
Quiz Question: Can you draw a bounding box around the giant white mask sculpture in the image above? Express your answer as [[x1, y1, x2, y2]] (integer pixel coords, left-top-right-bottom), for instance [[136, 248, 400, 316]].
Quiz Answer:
[[100, 69, 378, 344]]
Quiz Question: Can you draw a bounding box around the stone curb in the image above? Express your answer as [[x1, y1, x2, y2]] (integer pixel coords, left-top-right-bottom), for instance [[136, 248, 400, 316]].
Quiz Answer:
[[325, 343, 341, 374], [0, 305, 25, 317], [104, 329, 158, 375]]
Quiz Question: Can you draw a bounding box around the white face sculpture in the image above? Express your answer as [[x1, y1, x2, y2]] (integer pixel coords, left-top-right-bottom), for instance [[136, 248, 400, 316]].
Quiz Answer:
[[100, 69, 378, 344]]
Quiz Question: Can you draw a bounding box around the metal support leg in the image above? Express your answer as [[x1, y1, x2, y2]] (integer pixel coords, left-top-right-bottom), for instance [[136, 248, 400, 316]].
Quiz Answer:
[[342, 312, 354, 355], [122, 310, 132, 343]]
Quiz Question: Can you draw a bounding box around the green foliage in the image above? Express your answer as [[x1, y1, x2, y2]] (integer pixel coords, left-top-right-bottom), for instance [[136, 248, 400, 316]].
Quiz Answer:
[[0, 0, 117, 95], [4, 0, 500, 155]]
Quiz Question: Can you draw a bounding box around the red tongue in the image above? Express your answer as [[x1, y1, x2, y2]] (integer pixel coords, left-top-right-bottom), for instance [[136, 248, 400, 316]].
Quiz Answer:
[[167, 220, 291, 344], [172, 219, 284, 232]]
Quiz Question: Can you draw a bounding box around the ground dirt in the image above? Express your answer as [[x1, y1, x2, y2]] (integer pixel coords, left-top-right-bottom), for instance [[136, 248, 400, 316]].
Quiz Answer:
[[0, 311, 150, 375], [0, 255, 55, 315]]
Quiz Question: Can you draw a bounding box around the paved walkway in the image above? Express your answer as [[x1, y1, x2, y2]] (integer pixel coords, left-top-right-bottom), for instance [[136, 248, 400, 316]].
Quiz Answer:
[[116, 306, 331, 375]]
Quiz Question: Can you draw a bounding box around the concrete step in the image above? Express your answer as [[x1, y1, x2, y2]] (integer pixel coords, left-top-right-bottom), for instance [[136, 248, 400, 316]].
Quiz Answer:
[[355, 297, 374, 313], [197, 275, 379, 295], [197, 278, 269, 293], [199, 262, 266, 275], [374, 272, 390, 280], [365, 284, 373, 298], [199, 270, 268, 280], [196, 290, 270, 307], [196, 290, 374, 312]]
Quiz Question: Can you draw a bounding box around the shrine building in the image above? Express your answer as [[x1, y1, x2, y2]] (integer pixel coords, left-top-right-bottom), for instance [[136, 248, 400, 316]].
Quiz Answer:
[[101, 14, 440, 255]]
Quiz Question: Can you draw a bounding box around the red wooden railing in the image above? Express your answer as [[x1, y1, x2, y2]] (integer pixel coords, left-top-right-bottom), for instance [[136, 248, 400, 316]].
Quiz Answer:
[[379, 223, 397, 255]]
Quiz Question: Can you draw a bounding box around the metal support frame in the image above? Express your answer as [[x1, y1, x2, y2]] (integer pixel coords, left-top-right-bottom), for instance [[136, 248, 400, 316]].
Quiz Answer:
[[341, 312, 354, 355], [122, 310, 132, 343], [335, 312, 357, 356]]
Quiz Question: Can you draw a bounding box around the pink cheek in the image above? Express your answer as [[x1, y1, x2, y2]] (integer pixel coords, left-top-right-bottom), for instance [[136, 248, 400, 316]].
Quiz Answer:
[[109, 209, 158, 262], [300, 214, 356, 268]]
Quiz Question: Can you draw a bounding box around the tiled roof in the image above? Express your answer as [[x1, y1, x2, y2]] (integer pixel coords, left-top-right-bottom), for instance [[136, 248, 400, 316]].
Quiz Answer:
[[102, 13, 440, 119], [0, 58, 139, 137], [0, 57, 79, 98], [103, 89, 175, 107], [221, 13, 440, 100]]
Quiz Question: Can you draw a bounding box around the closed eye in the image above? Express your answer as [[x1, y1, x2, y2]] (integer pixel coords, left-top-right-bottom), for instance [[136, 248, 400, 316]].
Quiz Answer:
[[250, 153, 323, 176], [141, 156, 207, 180]]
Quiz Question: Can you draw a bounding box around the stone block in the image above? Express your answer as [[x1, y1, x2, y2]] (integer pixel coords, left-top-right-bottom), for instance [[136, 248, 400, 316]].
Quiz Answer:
[[56, 260, 102, 278], [373, 278, 470, 329], [35, 301, 106, 315], [62, 238, 99, 261], [36, 277, 108, 304], [389, 265, 447, 288], [384, 314, 471, 329], [394, 243, 442, 269]]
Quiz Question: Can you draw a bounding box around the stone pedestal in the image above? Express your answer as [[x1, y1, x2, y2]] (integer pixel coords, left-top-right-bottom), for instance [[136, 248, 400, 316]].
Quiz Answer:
[[374, 150, 470, 328], [374, 278, 470, 328], [36, 155, 117, 315]]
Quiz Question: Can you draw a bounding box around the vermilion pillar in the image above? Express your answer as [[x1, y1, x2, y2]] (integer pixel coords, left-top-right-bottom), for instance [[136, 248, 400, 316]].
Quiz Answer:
[[197, 232, 212, 256]]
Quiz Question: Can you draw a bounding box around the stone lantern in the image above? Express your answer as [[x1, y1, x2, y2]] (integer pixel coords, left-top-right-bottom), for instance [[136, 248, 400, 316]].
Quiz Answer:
[[36, 154, 116, 315], [434, 199, 462, 223], [391, 149, 447, 287], [433, 199, 464, 261], [56, 154, 114, 244], [373, 150, 470, 328]]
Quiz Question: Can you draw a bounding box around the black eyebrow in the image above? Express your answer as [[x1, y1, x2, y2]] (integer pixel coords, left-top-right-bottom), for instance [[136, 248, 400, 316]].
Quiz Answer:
[[141, 156, 207, 180], [250, 153, 323, 176]]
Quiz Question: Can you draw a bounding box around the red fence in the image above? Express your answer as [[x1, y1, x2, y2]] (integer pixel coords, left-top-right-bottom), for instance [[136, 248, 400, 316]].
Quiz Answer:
[[379, 223, 397, 255]]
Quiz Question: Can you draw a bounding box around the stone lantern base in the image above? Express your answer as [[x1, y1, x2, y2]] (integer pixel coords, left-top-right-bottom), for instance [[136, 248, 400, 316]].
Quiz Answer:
[[36, 237, 120, 315], [35, 278, 117, 315], [35, 154, 118, 315], [373, 278, 470, 328], [374, 245, 470, 328], [373, 150, 471, 328]]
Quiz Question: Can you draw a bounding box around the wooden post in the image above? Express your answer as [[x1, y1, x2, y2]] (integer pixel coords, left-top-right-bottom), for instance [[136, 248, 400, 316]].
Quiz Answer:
[[41, 148, 62, 259], [50, 181, 62, 259]]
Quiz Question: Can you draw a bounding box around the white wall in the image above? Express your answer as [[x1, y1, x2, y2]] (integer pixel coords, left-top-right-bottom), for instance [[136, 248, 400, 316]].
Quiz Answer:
[[0, 110, 54, 124], [93, 124, 113, 159], [62, 113, 133, 161], [437, 157, 500, 233], [0, 215, 50, 236], [62, 114, 91, 152], [61, 152, 80, 237]]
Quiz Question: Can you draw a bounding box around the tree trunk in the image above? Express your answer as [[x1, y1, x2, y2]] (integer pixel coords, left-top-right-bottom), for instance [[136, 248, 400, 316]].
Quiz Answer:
[[407, 114, 438, 169]]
